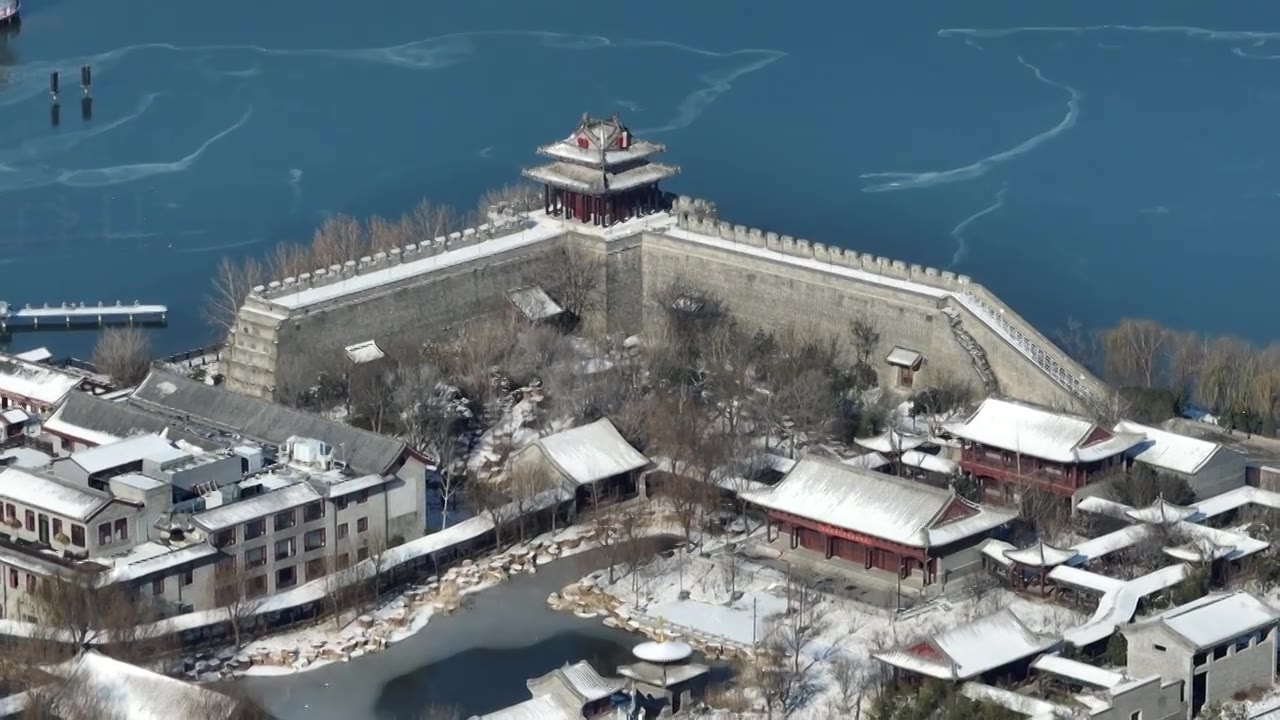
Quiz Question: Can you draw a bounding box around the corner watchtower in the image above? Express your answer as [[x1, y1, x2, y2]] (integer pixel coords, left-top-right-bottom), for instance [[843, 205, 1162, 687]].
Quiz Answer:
[[523, 113, 680, 227]]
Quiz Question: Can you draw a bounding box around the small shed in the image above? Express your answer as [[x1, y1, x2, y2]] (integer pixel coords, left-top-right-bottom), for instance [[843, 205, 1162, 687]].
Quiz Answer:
[[513, 418, 649, 509], [507, 286, 564, 324], [343, 340, 386, 365], [885, 346, 924, 388]]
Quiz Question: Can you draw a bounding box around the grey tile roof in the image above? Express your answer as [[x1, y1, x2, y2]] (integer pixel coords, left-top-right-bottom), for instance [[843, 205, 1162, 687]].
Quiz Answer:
[[129, 370, 409, 475], [46, 393, 226, 451]]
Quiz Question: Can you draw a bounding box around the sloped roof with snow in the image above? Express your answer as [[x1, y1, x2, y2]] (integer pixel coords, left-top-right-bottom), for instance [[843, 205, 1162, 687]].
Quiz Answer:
[[1030, 653, 1126, 689], [534, 418, 649, 486], [49, 651, 238, 720], [473, 695, 572, 720], [0, 467, 113, 520], [947, 398, 1142, 463], [1065, 564, 1190, 647], [1114, 420, 1237, 475], [43, 392, 225, 451], [131, 370, 409, 475], [0, 353, 81, 406], [1129, 592, 1279, 650], [507, 286, 564, 321], [855, 429, 926, 454], [874, 609, 1057, 679], [556, 661, 624, 702], [900, 450, 958, 475], [1003, 540, 1079, 568], [344, 340, 385, 364], [191, 483, 321, 532], [1124, 497, 1197, 525], [748, 455, 1013, 548]]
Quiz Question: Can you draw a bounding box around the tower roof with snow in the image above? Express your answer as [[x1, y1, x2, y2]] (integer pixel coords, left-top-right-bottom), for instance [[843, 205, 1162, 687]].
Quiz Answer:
[[524, 113, 680, 195]]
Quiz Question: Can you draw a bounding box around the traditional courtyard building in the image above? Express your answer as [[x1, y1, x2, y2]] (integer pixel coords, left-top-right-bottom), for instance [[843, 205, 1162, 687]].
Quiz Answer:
[[523, 113, 680, 226], [1114, 420, 1247, 500], [749, 455, 1015, 585], [511, 418, 649, 509], [948, 398, 1143, 502], [874, 608, 1058, 681]]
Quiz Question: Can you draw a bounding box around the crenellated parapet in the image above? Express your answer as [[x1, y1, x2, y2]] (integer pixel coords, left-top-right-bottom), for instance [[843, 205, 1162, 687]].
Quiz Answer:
[[251, 210, 534, 305]]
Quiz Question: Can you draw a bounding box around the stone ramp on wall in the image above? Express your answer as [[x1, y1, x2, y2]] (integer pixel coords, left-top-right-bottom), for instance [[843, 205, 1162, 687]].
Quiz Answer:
[[941, 302, 998, 396]]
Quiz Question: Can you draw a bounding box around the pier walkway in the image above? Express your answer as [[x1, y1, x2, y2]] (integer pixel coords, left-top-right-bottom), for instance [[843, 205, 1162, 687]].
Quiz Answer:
[[0, 301, 167, 333]]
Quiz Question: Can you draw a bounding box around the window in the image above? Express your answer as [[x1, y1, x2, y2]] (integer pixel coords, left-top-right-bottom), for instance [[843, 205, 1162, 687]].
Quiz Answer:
[[357, 517, 368, 533], [274, 538, 296, 561], [7, 569, 15, 588], [245, 546, 267, 569], [303, 501, 325, 522], [52, 519, 62, 538], [275, 565, 297, 589], [113, 518, 128, 541], [152, 578, 164, 596], [214, 529, 236, 548], [181, 569, 194, 587], [355, 490, 368, 505], [4, 503, 12, 520], [1194, 651, 1208, 666], [305, 557, 327, 581], [304, 529, 325, 552], [1213, 645, 1228, 661], [71, 525, 85, 547], [1236, 635, 1252, 652], [1129, 712, 1141, 720], [98, 522, 111, 546], [337, 523, 348, 540], [274, 509, 296, 531], [245, 575, 268, 599], [1153, 644, 1166, 652], [336, 553, 350, 570], [244, 518, 266, 540], [334, 496, 349, 512], [24, 510, 33, 532], [25, 574, 35, 593], [357, 546, 369, 562]]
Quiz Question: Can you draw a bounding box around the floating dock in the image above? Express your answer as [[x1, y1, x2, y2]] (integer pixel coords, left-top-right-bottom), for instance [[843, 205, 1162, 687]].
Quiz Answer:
[[0, 301, 167, 334]]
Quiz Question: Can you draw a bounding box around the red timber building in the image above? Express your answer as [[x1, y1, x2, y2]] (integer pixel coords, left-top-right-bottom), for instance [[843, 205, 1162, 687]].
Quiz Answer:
[[947, 398, 1144, 502], [523, 113, 680, 227], [749, 455, 1016, 585]]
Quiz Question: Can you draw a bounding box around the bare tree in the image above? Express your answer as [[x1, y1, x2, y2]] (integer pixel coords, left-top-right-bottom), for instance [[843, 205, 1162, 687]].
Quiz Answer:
[[829, 654, 866, 719], [357, 532, 393, 614], [266, 240, 311, 281], [1168, 330, 1207, 407], [471, 182, 539, 223], [212, 566, 264, 650], [849, 315, 881, 367], [506, 461, 557, 542], [548, 245, 604, 325], [392, 363, 469, 529], [1103, 318, 1169, 388], [312, 214, 368, 267], [91, 327, 152, 388], [590, 509, 623, 585], [1199, 337, 1255, 430], [350, 361, 398, 433], [466, 479, 510, 549], [27, 576, 157, 653], [410, 198, 460, 240], [774, 369, 838, 457], [1057, 316, 1103, 372], [720, 547, 747, 597], [206, 257, 264, 335], [368, 214, 414, 253]]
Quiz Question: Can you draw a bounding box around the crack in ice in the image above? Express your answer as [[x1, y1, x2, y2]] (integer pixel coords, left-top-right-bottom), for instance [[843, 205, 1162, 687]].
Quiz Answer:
[[859, 56, 1080, 193], [949, 188, 1007, 267]]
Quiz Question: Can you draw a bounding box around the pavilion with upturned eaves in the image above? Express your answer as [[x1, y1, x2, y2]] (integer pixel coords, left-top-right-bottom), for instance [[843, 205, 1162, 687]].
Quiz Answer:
[[523, 113, 680, 226]]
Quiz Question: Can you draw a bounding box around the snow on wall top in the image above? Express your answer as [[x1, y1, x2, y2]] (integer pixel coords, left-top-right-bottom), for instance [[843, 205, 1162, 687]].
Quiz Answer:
[[749, 455, 1010, 548], [1132, 591, 1279, 650], [948, 398, 1141, 463], [1114, 419, 1234, 476], [534, 418, 649, 486], [875, 608, 1056, 679], [0, 354, 80, 406], [0, 467, 112, 521]]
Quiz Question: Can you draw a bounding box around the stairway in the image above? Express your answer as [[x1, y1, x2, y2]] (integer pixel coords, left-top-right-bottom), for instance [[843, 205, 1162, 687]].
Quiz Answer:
[[941, 303, 998, 395]]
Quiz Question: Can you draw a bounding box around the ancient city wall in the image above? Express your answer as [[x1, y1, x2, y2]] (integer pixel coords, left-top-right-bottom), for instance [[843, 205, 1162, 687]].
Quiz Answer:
[[226, 197, 1108, 415]]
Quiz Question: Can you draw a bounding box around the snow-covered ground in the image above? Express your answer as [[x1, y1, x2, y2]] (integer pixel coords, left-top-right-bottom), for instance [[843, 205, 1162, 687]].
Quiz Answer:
[[574, 537, 1085, 719]]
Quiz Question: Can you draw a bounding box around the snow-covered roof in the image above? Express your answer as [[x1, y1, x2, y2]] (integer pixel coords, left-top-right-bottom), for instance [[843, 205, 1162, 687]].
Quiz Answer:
[[1131, 592, 1280, 650], [474, 695, 571, 720], [885, 346, 923, 369], [854, 429, 926, 454], [47, 651, 237, 720], [42, 392, 225, 452], [842, 451, 889, 470], [960, 682, 1071, 719], [192, 483, 321, 532], [1046, 565, 1125, 594], [0, 408, 29, 425], [1069, 524, 1152, 562], [947, 398, 1142, 463], [1064, 564, 1190, 647], [874, 609, 1057, 679], [1124, 497, 1197, 525], [507, 286, 564, 321], [0, 467, 113, 520], [557, 660, 625, 701], [68, 433, 190, 475], [534, 418, 649, 486], [524, 161, 679, 194], [1074, 495, 1135, 521], [13, 347, 51, 363], [1003, 540, 1078, 568], [0, 446, 51, 469], [343, 340, 385, 364], [749, 455, 1013, 548], [900, 450, 958, 475], [633, 641, 693, 663], [1174, 522, 1269, 562], [100, 541, 219, 585], [1031, 654, 1125, 688], [980, 539, 1015, 567], [1114, 419, 1237, 476], [0, 353, 80, 406]]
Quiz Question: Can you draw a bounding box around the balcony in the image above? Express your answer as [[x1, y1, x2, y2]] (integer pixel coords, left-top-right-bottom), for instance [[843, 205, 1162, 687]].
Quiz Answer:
[[960, 457, 1084, 497]]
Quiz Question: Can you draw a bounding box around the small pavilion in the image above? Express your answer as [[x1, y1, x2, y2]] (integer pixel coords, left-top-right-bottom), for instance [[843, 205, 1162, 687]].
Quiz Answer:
[[523, 113, 680, 226]]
